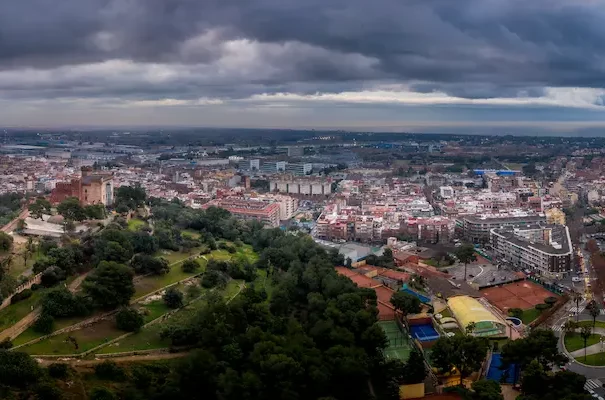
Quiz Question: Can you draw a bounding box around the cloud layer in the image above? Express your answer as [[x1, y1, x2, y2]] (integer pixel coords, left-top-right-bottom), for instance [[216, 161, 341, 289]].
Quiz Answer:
[[3, 0, 605, 128]]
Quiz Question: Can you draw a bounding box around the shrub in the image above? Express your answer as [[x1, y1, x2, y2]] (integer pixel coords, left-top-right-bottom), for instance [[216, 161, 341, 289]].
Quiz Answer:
[[115, 307, 144, 333], [47, 363, 70, 379], [163, 287, 184, 309], [181, 259, 199, 273], [535, 303, 550, 311], [35, 382, 63, 400], [89, 387, 118, 400], [31, 283, 41, 291], [94, 361, 125, 381], [544, 296, 558, 305], [11, 288, 33, 304], [33, 313, 55, 334]]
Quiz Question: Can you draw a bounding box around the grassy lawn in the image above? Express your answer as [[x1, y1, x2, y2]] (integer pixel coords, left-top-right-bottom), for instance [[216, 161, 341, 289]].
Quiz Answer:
[[20, 318, 125, 355], [182, 229, 201, 239], [133, 257, 206, 299], [564, 333, 604, 353], [578, 320, 605, 329], [520, 308, 542, 324], [127, 218, 146, 231], [0, 288, 49, 332], [12, 315, 87, 346], [581, 351, 605, 366], [98, 281, 245, 355], [138, 300, 172, 323]]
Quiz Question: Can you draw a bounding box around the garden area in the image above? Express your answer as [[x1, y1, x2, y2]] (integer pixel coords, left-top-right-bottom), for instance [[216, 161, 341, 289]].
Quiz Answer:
[[564, 332, 603, 353], [127, 218, 146, 231]]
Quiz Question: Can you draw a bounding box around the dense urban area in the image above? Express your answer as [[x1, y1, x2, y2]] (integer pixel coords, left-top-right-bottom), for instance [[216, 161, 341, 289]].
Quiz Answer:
[[1, 129, 605, 399]]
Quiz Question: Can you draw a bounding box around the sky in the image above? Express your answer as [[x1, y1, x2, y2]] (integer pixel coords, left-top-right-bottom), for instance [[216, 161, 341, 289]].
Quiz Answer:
[[5, 0, 605, 133]]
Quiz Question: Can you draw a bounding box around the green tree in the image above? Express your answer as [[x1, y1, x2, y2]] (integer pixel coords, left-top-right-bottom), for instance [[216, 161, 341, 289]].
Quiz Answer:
[[0, 231, 13, 252], [182, 259, 200, 273], [501, 329, 566, 369], [57, 197, 86, 221], [431, 335, 488, 386], [563, 320, 578, 336], [33, 313, 54, 334], [163, 287, 184, 309], [114, 185, 147, 211], [401, 349, 427, 384], [130, 254, 169, 275], [587, 300, 600, 327], [520, 359, 548, 397], [89, 387, 117, 400], [0, 351, 42, 388], [115, 307, 144, 332], [28, 197, 52, 220], [82, 261, 135, 309], [454, 243, 477, 281], [580, 325, 593, 361], [471, 379, 503, 400], [390, 291, 421, 317]]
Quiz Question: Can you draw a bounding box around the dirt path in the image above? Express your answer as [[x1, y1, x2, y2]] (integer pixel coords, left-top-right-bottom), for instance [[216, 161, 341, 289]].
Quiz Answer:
[[35, 351, 189, 366], [0, 309, 39, 342]]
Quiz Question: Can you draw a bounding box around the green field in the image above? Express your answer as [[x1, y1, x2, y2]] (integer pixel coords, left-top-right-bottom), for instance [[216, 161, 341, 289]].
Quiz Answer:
[[133, 257, 206, 299], [564, 333, 603, 353], [12, 315, 89, 346], [578, 320, 605, 329], [379, 321, 411, 362], [182, 229, 201, 239], [139, 300, 172, 323], [0, 288, 50, 332], [520, 308, 541, 324], [20, 318, 125, 355], [127, 218, 146, 231], [98, 280, 244, 354], [580, 351, 605, 366]]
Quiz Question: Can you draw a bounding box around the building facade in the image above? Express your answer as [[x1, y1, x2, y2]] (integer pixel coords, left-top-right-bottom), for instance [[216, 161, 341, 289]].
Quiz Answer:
[[50, 167, 114, 206], [202, 198, 280, 227], [461, 214, 546, 243], [490, 224, 572, 276]]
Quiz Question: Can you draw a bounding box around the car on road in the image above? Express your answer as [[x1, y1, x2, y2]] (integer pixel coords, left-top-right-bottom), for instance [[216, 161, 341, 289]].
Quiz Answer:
[[572, 277, 582, 282]]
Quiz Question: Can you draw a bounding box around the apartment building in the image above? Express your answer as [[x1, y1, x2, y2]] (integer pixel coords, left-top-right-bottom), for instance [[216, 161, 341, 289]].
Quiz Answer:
[[461, 213, 546, 243], [490, 224, 572, 276], [202, 198, 280, 227]]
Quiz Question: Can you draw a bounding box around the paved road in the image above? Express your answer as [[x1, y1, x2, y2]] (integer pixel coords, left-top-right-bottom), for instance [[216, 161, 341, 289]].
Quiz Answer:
[[554, 314, 605, 379]]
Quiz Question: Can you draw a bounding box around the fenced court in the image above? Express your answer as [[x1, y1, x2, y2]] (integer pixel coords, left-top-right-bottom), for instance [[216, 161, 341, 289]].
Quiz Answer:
[[379, 320, 411, 361], [409, 324, 440, 342], [480, 280, 558, 312]]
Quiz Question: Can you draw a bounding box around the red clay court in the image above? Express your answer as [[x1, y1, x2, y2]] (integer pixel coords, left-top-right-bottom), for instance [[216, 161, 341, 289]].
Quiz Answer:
[[480, 280, 558, 312]]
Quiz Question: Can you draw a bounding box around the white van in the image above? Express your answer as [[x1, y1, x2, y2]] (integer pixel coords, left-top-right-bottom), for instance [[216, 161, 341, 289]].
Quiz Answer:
[[572, 277, 582, 282]]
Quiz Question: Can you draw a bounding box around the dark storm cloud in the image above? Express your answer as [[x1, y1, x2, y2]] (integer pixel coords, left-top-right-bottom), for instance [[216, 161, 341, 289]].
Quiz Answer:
[[2, 0, 605, 99]]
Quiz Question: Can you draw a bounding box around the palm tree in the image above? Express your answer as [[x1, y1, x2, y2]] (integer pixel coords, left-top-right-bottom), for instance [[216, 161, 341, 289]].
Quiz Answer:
[[580, 325, 593, 361], [454, 243, 477, 281], [573, 292, 583, 322]]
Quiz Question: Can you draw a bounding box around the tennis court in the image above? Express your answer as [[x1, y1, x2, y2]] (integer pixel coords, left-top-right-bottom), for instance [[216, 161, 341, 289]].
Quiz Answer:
[[379, 320, 412, 361], [409, 323, 440, 342], [481, 280, 558, 312]]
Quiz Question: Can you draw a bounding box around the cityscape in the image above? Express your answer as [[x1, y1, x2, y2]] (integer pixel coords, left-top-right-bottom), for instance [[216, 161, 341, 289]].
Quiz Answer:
[[4, 0, 605, 399], [0, 130, 602, 399]]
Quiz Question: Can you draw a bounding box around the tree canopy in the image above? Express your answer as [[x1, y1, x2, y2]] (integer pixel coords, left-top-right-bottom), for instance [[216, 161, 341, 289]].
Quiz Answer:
[[82, 261, 135, 309]]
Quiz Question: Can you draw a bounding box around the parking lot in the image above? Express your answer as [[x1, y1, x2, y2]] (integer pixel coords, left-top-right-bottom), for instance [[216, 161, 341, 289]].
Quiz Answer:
[[444, 262, 521, 289]]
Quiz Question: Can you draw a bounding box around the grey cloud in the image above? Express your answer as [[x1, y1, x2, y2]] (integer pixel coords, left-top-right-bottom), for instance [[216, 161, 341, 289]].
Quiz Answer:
[[1, 0, 605, 100]]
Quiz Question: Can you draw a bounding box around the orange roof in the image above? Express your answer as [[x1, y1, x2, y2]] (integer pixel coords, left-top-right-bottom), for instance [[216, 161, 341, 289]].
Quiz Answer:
[[377, 301, 396, 319], [335, 266, 357, 277], [376, 268, 411, 282], [349, 274, 381, 288]]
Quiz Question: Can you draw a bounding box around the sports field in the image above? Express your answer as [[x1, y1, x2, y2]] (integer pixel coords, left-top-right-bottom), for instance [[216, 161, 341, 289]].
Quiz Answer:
[[480, 280, 557, 311], [379, 320, 412, 361]]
